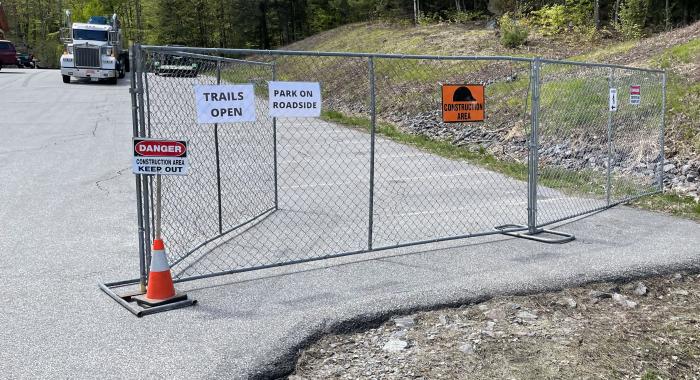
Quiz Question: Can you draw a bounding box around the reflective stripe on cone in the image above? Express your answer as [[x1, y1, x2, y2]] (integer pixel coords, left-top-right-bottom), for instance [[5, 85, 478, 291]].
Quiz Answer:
[[145, 239, 177, 300]]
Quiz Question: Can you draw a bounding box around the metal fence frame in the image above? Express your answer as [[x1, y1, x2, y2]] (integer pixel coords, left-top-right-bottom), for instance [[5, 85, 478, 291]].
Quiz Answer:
[[100, 45, 665, 315]]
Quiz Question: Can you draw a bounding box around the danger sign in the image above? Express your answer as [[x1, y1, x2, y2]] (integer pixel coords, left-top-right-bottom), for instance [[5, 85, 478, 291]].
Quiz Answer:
[[442, 84, 485, 122], [268, 81, 321, 117], [194, 84, 256, 124], [630, 85, 641, 105], [132, 138, 189, 175]]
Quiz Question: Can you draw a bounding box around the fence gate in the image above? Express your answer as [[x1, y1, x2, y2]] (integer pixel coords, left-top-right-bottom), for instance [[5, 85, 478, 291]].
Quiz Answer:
[[100, 45, 665, 316]]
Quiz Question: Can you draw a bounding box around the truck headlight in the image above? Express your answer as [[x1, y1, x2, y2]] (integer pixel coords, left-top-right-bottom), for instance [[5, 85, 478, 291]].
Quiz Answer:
[[66, 46, 73, 54], [105, 48, 113, 56]]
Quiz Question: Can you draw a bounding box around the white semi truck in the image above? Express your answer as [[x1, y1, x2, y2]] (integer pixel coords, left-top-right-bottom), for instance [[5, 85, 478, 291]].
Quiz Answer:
[[60, 11, 128, 84]]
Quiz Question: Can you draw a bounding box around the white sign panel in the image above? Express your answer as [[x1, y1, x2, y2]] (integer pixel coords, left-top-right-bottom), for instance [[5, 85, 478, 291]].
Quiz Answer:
[[609, 88, 618, 111], [630, 85, 641, 105], [132, 138, 189, 175], [268, 81, 322, 117], [194, 84, 256, 124]]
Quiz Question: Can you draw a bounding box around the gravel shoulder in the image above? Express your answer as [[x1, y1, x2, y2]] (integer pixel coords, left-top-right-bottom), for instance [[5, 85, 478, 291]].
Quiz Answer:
[[292, 271, 700, 379]]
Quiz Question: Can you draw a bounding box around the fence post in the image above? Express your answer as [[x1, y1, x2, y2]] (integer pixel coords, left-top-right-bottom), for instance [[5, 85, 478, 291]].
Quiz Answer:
[[214, 60, 223, 234], [367, 56, 377, 250], [659, 71, 667, 191], [527, 58, 541, 234], [135, 45, 152, 274], [606, 68, 615, 206], [130, 45, 147, 292], [272, 62, 279, 210]]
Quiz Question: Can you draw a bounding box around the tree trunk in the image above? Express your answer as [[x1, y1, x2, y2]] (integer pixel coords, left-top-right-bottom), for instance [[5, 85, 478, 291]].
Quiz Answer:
[[613, 0, 621, 25], [290, 0, 296, 41], [135, 0, 143, 42], [259, 0, 270, 49], [594, 0, 600, 30], [413, 0, 417, 25], [665, 0, 670, 31]]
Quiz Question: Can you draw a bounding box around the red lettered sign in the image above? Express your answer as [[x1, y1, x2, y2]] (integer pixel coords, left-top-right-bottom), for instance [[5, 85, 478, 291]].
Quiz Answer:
[[630, 85, 641, 105], [132, 138, 189, 175], [134, 140, 187, 157]]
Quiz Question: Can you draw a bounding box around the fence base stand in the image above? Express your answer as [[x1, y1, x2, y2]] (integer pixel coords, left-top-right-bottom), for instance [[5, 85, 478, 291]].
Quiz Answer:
[[99, 280, 197, 318], [133, 292, 189, 307], [494, 224, 575, 244]]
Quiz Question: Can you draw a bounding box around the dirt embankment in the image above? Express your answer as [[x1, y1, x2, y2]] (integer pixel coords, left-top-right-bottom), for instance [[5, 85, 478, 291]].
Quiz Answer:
[[292, 271, 700, 379]]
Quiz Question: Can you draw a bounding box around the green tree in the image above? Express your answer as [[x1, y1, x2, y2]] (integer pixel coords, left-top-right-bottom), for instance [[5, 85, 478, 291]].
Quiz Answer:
[[617, 0, 651, 38]]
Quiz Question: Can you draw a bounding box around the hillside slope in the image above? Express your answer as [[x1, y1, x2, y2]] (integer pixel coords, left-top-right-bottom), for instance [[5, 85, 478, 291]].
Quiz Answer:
[[278, 21, 699, 214]]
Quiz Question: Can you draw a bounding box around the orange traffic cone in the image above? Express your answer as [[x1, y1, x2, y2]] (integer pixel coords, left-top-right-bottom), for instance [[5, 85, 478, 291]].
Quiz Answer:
[[134, 238, 186, 307], [146, 238, 176, 299]]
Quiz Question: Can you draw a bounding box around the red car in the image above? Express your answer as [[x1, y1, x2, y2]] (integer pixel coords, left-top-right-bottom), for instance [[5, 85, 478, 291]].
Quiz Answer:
[[0, 40, 17, 70]]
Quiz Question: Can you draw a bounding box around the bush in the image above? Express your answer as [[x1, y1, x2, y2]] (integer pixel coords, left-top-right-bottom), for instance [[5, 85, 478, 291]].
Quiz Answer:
[[32, 39, 63, 69], [417, 12, 442, 26], [616, 0, 651, 39], [531, 0, 593, 37], [488, 0, 519, 16], [446, 10, 487, 24], [499, 13, 529, 48]]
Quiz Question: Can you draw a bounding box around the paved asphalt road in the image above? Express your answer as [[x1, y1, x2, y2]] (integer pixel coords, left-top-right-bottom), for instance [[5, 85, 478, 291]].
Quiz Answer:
[[0, 68, 698, 379]]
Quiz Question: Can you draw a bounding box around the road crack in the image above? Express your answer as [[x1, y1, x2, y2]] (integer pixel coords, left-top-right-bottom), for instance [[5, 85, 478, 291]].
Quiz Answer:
[[95, 167, 130, 194]]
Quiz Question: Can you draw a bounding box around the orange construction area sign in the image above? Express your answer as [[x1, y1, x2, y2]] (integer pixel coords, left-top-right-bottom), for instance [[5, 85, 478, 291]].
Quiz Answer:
[[441, 84, 485, 122]]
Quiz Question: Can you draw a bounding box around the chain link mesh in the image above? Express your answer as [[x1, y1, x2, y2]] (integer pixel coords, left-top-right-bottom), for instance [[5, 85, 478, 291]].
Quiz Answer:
[[536, 62, 664, 226], [133, 47, 664, 281], [371, 57, 532, 247]]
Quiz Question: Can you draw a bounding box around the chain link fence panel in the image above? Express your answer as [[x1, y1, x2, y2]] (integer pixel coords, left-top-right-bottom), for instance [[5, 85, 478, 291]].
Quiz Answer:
[[130, 47, 665, 283], [536, 60, 664, 227]]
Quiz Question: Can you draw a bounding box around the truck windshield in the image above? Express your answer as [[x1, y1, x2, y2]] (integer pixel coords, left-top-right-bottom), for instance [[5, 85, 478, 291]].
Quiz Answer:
[[73, 29, 108, 41]]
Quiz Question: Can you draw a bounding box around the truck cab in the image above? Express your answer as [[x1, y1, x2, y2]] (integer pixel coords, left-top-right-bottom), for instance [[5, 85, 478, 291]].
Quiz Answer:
[[60, 13, 128, 84]]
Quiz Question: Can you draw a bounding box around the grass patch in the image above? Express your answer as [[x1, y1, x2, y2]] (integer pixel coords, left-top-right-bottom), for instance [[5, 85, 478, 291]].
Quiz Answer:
[[641, 369, 663, 380], [664, 74, 700, 152], [631, 193, 700, 222], [652, 38, 700, 69], [569, 40, 637, 62], [539, 77, 607, 130], [487, 75, 531, 110]]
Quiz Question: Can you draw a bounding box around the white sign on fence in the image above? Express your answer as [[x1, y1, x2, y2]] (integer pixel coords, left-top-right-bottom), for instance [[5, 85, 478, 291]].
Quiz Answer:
[[268, 81, 322, 117], [194, 84, 256, 124], [609, 88, 618, 111], [132, 138, 189, 175]]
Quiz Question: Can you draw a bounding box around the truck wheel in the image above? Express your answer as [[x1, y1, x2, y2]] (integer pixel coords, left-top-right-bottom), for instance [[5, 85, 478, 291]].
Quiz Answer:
[[118, 61, 126, 79], [62, 75, 70, 83]]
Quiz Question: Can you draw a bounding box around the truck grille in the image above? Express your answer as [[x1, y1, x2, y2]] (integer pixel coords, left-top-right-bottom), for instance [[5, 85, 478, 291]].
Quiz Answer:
[[75, 47, 100, 68]]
